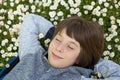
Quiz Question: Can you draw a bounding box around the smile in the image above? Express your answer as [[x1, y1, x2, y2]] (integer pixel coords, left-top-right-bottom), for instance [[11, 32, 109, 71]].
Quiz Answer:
[[52, 52, 63, 59]]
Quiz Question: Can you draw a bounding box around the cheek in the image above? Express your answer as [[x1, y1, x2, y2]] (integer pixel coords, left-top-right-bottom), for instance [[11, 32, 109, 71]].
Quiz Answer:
[[66, 51, 80, 60], [49, 40, 56, 50], [48, 41, 53, 50]]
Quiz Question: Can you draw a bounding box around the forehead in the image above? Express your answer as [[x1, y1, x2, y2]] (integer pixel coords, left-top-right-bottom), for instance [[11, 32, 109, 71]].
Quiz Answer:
[[55, 23, 80, 45], [58, 28, 75, 40], [58, 29, 79, 42], [56, 29, 80, 48]]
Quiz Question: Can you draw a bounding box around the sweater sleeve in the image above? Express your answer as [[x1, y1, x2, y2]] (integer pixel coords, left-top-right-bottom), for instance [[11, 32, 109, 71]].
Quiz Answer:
[[18, 14, 53, 60], [81, 59, 120, 80]]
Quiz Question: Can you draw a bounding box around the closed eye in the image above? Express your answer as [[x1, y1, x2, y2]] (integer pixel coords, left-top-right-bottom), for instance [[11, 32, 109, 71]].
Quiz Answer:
[[68, 45, 74, 50], [55, 38, 61, 42]]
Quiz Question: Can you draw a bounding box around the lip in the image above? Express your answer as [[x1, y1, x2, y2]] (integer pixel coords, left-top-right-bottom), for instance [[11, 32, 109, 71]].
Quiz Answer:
[[52, 52, 63, 59]]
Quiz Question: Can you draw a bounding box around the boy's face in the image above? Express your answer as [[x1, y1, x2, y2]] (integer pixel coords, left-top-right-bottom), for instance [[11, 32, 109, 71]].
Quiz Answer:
[[48, 29, 81, 68]]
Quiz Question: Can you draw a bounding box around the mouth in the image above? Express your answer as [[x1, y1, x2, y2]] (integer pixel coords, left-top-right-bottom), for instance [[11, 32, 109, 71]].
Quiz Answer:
[[52, 52, 63, 59]]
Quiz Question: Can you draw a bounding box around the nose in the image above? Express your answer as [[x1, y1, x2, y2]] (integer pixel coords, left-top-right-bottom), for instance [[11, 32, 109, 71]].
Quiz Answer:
[[56, 44, 64, 53]]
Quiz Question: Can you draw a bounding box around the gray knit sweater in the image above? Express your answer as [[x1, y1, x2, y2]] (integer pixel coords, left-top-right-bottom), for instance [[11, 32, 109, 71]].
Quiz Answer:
[[3, 14, 120, 80]]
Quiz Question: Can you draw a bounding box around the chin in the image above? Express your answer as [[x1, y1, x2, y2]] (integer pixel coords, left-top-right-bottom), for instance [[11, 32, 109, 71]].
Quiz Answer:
[[50, 64, 66, 69], [48, 60, 65, 69]]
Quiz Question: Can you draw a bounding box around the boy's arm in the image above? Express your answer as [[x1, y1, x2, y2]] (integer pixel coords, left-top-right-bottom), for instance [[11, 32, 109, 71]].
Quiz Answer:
[[81, 59, 120, 80], [18, 14, 53, 60], [95, 59, 120, 80]]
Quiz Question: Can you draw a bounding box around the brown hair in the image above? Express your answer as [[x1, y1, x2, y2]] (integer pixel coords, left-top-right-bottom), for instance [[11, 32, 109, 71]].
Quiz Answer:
[[53, 16, 105, 68]]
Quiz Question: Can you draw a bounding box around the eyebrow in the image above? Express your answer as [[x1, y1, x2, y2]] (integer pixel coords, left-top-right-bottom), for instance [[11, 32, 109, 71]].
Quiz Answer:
[[69, 41, 79, 48], [58, 32, 62, 36]]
